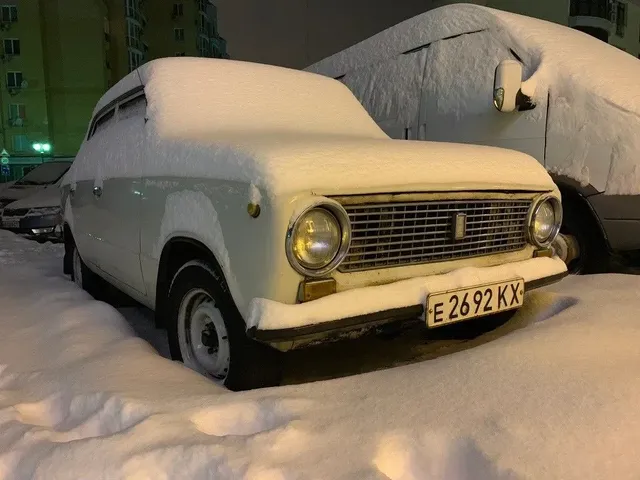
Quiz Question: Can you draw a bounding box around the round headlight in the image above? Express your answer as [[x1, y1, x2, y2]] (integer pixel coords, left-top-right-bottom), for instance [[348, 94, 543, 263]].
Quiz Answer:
[[292, 208, 341, 269], [286, 201, 352, 277], [530, 197, 562, 247]]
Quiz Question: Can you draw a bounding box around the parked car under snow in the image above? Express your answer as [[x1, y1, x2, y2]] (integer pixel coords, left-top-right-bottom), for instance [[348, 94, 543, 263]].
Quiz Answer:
[[61, 57, 567, 391], [306, 4, 640, 274], [0, 179, 65, 242], [0, 161, 71, 215]]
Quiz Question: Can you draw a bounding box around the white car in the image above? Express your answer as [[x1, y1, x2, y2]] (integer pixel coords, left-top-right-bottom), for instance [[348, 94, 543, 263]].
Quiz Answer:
[[61, 58, 567, 391], [306, 4, 640, 274]]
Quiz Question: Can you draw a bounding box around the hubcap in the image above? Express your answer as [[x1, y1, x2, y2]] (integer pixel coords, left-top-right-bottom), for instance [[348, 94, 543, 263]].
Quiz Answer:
[[177, 288, 230, 382], [72, 248, 83, 288]]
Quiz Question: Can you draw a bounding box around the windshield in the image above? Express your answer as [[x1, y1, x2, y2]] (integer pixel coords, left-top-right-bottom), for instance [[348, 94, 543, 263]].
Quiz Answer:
[[14, 162, 71, 186]]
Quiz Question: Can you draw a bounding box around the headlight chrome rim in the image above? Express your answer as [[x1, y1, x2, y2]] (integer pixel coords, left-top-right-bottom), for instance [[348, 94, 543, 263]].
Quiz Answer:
[[286, 199, 351, 278], [527, 194, 563, 248]]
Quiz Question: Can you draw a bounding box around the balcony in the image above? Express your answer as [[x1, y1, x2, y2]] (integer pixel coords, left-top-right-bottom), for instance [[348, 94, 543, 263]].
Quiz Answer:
[[569, 0, 614, 41]]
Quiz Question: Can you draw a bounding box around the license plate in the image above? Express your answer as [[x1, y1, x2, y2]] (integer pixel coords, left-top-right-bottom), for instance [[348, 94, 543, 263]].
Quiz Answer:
[[2, 217, 19, 228], [426, 278, 524, 328]]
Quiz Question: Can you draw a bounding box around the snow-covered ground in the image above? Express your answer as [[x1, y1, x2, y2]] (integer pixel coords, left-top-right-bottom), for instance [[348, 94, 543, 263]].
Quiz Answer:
[[1, 230, 640, 479]]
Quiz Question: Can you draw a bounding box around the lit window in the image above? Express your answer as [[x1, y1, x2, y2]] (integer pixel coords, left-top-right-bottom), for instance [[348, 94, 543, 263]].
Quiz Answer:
[[6, 71, 22, 88], [3, 38, 19, 55]]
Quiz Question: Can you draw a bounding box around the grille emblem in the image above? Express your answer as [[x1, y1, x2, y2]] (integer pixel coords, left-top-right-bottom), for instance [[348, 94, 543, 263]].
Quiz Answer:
[[452, 212, 467, 241]]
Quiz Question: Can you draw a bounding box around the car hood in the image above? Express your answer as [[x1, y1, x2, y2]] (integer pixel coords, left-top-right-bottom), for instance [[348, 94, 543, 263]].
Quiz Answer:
[[4, 185, 61, 209], [184, 134, 556, 197], [0, 184, 49, 203]]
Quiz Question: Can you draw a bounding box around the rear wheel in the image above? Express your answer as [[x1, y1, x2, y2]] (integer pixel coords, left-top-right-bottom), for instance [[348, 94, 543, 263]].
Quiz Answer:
[[70, 243, 103, 294], [167, 260, 282, 391]]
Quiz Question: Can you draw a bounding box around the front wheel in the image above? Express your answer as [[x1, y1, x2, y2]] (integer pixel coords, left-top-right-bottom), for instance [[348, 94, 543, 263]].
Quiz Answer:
[[560, 197, 608, 274], [167, 260, 282, 391]]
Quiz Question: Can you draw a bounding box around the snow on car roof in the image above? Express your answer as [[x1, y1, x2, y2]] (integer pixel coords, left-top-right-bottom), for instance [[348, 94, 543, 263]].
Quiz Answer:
[[306, 3, 640, 113], [93, 57, 386, 140]]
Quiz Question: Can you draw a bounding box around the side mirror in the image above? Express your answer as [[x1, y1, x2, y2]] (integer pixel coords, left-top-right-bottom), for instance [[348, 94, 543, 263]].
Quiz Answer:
[[493, 60, 535, 113]]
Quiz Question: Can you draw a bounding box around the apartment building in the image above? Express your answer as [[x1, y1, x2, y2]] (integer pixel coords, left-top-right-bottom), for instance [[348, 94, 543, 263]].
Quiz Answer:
[[0, 0, 228, 182]]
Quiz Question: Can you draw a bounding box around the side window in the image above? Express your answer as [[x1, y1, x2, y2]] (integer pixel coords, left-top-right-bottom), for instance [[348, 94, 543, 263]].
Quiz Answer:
[[339, 50, 427, 139], [117, 94, 146, 121], [89, 108, 115, 139]]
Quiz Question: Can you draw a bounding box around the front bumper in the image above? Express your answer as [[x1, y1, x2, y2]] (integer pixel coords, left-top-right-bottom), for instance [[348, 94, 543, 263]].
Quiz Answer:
[[246, 256, 568, 350], [0, 214, 63, 241]]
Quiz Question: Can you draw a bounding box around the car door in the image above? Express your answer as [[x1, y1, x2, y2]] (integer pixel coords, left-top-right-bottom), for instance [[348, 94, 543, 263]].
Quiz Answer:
[[420, 30, 547, 161], [89, 90, 147, 296], [70, 107, 117, 268], [339, 49, 427, 140]]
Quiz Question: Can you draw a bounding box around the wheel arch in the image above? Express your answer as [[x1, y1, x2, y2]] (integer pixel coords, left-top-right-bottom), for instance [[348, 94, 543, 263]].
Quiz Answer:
[[551, 174, 611, 251], [155, 236, 233, 328]]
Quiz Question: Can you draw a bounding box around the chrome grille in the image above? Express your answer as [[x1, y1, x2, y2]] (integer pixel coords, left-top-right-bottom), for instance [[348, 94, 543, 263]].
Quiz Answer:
[[3, 208, 29, 217], [339, 198, 532, 272]]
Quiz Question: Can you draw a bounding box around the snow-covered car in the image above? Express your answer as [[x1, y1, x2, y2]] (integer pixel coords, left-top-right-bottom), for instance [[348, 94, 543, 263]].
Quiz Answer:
[[0, 161, 71, 214], [0, 179, 64, 242], [60, 57, 567, 391], [306, 4, 640, 274]]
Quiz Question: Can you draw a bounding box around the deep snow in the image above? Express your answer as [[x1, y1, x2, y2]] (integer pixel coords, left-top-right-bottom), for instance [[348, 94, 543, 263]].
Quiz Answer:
[[1, 230, 640, 479]]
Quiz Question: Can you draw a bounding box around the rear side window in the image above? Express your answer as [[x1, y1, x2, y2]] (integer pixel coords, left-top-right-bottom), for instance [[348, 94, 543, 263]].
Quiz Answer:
[[89, 109, 115, 139], [118, 94, 147, 121]]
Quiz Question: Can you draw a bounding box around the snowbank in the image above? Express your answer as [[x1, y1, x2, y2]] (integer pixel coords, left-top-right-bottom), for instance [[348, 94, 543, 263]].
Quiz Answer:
[[2, 230, 640, 478], [308, 4, 640, 195]]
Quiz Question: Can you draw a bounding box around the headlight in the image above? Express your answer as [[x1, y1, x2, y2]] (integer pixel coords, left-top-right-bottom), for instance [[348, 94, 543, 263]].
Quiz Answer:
[[529, 195, 562, 247], [286, 201, 351, 277]]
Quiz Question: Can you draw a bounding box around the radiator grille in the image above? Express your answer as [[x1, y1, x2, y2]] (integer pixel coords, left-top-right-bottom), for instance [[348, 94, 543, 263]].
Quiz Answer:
[[339, 198, 531, 272], [2, 208, 29, 217]]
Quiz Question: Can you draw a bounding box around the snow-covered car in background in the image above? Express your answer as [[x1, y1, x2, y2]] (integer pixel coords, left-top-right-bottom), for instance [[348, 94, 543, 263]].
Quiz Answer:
[[0, 161, 71, 214], [61, 57, 567, 391], [306, 4, 640, 274], [0, 179, 64, 242]]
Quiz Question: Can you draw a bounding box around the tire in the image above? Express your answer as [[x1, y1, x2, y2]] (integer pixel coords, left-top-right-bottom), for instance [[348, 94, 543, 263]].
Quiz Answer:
[[167, 260, 282, 391], [70, 242, 103, 295], [560, 196, 608, 274]]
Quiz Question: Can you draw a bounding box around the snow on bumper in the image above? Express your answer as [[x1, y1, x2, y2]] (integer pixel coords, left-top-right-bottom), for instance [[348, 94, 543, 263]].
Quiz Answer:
[[246, 256, 567, 343]]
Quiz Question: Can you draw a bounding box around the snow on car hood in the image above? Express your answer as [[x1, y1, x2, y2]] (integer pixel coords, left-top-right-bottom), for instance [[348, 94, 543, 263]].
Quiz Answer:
[[0, 184, 49, 203], [79, 132, 554, 198], [4, 183, 61, 209], [307, 4, 640, 195]]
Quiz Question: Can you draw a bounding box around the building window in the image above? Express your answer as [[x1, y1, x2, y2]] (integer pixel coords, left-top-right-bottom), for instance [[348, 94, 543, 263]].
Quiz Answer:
[[12, 134, 28, 152], [126, 19, 143, 51], [174, 28, 185, 41], [0, 5, 17, 23], [172, 3, 183, 17], [615, 1, 627, 37], [128, 50, 143, 73], [125, 0, 142, 21], [198, 0, 208, 13], [3, 38, 19, 55], [9, 103, 25, 120], [6, 71, 22, 88], [175, 51, 186, 56]]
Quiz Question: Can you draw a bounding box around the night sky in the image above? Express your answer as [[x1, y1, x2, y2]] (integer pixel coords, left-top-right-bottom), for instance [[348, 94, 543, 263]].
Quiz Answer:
[[215, 0, 439, 68]]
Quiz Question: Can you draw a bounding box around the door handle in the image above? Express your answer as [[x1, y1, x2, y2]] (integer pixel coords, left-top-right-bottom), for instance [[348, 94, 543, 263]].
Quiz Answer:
[[93, 186, 103, 198]]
